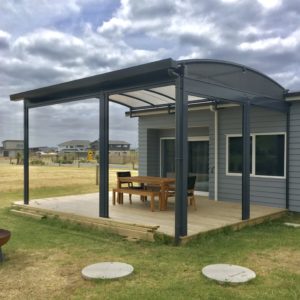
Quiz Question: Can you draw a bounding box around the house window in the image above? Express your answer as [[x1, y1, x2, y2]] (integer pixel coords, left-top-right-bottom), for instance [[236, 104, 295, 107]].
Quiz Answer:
[[255, 135, 285, 176], [227, 133, 285, 178], [161, 138, 209, 193], [228, 136, 252, 174]]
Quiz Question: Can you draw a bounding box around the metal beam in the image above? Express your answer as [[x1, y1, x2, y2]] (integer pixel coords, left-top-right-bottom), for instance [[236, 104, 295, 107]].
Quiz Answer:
[[24, 100, 29, 205], [175, 66, 188, 244], [99, 93, 109, 218], [184, 77, 289, 113], [286, 105, 290, 209], [128, 98, 215, 113], [26, 92, 103, 109], [10, 58, 177, 101], [250, 97, 289, 113], [242, 102, 250, 220]]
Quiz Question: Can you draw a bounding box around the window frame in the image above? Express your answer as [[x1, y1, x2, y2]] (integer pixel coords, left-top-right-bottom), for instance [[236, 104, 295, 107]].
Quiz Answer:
[[226, 132, 286, 179]]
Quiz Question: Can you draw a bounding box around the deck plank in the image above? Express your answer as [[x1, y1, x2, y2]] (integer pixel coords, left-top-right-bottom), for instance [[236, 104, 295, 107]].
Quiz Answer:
[[14, 193, 286, 239]]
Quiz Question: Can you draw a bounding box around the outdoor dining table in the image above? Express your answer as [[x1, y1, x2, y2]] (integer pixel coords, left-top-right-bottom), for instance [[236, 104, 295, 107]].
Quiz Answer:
[[117, 176, 176, 210]]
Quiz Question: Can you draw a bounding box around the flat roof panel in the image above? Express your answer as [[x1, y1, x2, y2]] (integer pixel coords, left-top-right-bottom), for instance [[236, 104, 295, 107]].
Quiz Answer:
[[124, 90, 174, 106], [109, 94, 148, 108], [149, 85, 176, 99]]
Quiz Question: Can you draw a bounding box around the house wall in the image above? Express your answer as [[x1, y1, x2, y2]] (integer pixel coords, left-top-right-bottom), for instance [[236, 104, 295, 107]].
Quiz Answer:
[[218, 106, 286, 208], [3, 149, 22, 158], [3, 141, 23, 150], [138, 105, 288, 209], [138, 109, 215, 190], [289, 101, 300, 212]]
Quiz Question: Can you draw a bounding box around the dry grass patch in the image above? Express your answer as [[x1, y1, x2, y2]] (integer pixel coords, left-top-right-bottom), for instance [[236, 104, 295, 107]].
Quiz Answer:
[[0, 164, 137, 207], [0, 164, 133, 192], [248, 248, 300, 276], [0, 249, 87, 300]]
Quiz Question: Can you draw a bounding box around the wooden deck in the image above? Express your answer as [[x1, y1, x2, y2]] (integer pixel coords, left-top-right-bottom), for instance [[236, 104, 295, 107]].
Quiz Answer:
[[12, 193, 286, 242]]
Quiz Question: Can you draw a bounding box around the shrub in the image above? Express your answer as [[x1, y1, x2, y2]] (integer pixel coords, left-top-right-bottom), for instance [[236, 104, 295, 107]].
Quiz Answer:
[[30, 159, 45, 166]]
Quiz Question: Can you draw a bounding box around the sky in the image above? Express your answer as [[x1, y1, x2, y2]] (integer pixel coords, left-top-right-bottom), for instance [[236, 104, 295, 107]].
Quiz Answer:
[[0, 0, 299, 148]]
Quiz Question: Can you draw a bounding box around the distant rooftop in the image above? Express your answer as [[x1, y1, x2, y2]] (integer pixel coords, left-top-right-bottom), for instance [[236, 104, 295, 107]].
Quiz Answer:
[[2, 139, 23, 143], [109, 140, 130, 145], [91, 140, 130, 145], [58, 140, 91, 146]]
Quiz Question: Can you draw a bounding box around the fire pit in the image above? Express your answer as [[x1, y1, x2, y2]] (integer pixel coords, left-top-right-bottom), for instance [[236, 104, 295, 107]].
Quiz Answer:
[[0, 229, 11, 262]]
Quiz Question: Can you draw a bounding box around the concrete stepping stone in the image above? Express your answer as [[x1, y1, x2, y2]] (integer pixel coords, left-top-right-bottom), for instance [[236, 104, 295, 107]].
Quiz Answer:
[[81, 262, 134, 280], [202, 264, 256, 284], [284, 222, 300, 228]]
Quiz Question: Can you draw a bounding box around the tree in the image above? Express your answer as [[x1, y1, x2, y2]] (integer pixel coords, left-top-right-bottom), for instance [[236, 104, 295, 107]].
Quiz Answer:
[[16, 152, 22, 165]]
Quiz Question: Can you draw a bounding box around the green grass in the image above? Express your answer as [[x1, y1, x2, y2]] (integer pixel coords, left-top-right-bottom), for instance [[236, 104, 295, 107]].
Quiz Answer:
[[1, 208, 300, 299], [1, 163, 300, 299]]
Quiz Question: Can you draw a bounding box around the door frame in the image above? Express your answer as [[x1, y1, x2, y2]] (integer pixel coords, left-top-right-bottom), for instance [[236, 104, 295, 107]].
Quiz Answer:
[[160, 136, 210, 196]]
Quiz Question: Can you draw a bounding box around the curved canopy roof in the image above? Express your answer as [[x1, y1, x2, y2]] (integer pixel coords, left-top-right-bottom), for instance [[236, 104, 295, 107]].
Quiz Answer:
[[10, 58, 288, 112]]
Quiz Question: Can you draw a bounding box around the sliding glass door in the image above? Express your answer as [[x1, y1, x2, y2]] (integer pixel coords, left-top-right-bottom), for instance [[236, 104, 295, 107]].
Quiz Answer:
[[161, 138, 209, 194]]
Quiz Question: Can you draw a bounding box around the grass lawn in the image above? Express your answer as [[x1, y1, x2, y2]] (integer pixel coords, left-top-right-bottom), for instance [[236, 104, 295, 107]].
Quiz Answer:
[[1, 163, 300, 299], [0, 163, 137, 208]]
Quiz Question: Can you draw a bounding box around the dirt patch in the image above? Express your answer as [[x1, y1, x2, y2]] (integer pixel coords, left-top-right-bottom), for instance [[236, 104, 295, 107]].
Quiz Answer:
[[0, 249, 88, 300], [247, 248, 300, 276]]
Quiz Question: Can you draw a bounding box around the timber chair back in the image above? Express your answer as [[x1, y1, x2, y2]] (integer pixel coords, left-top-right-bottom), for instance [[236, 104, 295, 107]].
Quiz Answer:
[[116, 171, 143, 204], [116, 171, 143, 189], [117, 171, 132, 188], [165, 175, 197, 210]]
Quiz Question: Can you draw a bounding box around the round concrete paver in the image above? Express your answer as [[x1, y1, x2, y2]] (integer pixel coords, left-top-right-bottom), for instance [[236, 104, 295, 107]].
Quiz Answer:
[[202, 264, 256, 284], [81, 262, 134, 280]]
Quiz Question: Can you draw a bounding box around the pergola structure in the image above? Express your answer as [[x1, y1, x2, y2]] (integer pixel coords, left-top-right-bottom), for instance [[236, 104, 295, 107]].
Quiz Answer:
[[10, 58, 289, 243]]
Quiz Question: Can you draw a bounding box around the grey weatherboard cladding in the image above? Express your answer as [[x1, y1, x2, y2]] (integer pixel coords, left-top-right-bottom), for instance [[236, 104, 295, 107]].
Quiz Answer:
[[139, 105, 288, 209], [289, 101, 300, 212]]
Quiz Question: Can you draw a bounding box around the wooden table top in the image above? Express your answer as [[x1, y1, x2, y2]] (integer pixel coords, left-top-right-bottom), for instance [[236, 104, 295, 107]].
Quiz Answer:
[[118, 176, 175, 185]]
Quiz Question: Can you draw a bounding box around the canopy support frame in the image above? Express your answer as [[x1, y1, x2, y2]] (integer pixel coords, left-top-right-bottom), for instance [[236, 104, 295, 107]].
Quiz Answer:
[[99, 92, 109, 218], [24, 100, 29, 205], [175, 65, 188, 244]]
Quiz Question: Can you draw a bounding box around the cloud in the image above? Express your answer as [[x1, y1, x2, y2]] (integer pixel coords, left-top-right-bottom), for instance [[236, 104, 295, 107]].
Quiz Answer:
[[14, 29, 85, 62], [25, 101, 137, 147], [97, 0, 221, 44], [0, 30, 11, 49], [238, 29, 300, 51], [1, 0, 300, 147], [257, 0, 282, 9], [95, 0, 300, 90]]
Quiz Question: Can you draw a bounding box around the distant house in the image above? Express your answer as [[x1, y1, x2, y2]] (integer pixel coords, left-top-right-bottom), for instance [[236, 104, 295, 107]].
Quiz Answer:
[[90, 139, 131, 164], [109, 140, 131, 151], [90, 140, 130, 151], [2, 140, 24, 158], [57, 140, 90, 153]]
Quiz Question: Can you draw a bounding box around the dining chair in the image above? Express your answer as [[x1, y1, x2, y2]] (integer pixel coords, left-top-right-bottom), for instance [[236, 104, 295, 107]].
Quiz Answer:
[[116, 171, 143, 204], [165, 175, 197, 210]]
